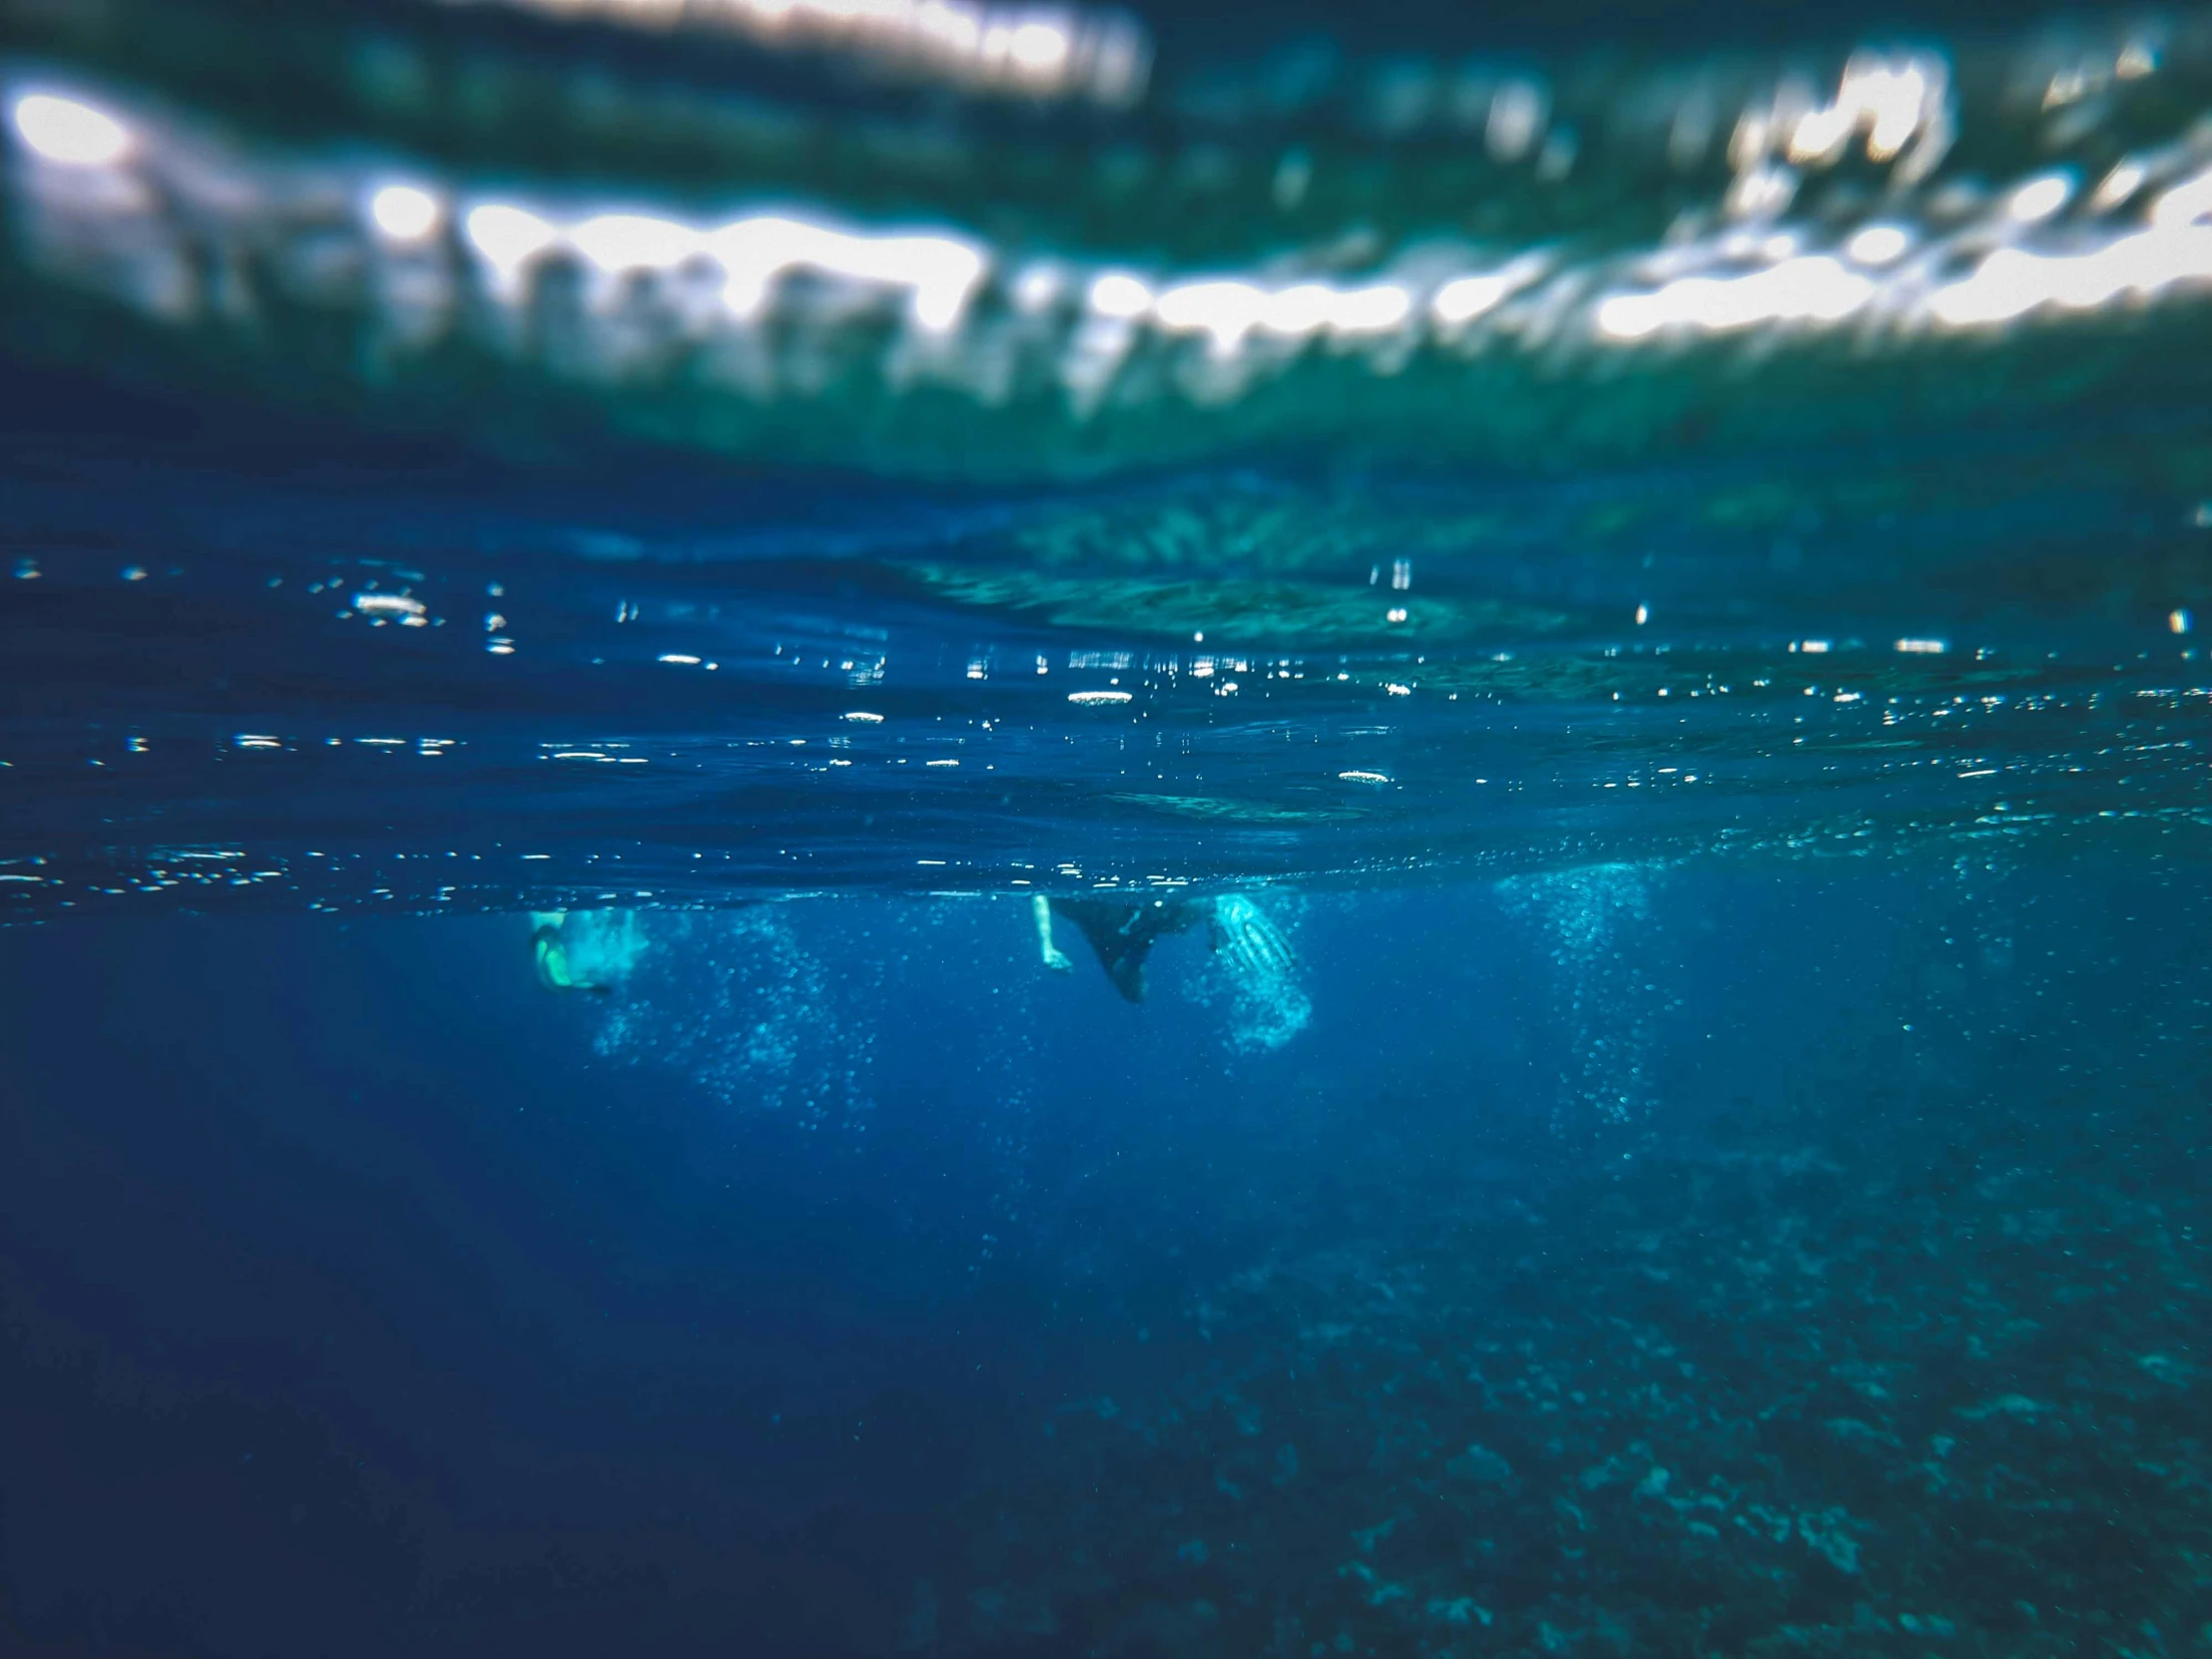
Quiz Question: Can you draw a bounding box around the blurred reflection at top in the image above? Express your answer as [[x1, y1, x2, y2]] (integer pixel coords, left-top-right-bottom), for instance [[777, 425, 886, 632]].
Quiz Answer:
[[442, 0, 1151, 106], [6, 1, 2212, 477]]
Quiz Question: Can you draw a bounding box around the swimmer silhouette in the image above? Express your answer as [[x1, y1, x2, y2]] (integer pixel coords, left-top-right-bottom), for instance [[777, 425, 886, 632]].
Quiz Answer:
[[1032, 891, 1293, 1002], [529, 910, 613, 994]]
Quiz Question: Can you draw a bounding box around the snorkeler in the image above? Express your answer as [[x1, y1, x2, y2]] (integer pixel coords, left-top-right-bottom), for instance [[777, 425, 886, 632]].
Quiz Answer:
[[533, 910, 654, 999], [1032, 891, 1294, 1003], [529, 910, 615, 994]]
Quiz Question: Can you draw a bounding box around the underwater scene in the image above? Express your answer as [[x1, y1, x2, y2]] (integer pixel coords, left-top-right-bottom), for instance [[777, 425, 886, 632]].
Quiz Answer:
[[2, 0, 2210, 1653]]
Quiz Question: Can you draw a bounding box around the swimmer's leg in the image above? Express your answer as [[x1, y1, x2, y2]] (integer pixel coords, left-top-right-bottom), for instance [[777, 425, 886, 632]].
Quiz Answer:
[[1033, 893, 1074, 972], [1212, 893, 1295, 980]]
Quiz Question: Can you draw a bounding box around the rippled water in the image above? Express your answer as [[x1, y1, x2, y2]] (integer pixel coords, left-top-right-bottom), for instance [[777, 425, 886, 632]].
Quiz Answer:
[[5, 385, 2206, 912], [6, 2, 2212, 913]]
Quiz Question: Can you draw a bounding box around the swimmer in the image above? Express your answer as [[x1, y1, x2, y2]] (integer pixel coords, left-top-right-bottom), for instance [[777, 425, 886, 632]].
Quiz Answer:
[[535, 907, 651, 994], [529, 909, 614, 994], [1032, 891, 1293, 1002]]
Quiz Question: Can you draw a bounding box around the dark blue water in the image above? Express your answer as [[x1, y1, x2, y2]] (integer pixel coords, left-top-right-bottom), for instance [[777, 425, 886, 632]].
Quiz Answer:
[[5, 1, 2212, 1654], [5, 874, 2208, 1654]]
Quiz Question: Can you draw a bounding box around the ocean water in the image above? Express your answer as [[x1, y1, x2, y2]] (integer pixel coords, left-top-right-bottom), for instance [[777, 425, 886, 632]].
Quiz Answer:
[[3, 2, 2211, 1655]]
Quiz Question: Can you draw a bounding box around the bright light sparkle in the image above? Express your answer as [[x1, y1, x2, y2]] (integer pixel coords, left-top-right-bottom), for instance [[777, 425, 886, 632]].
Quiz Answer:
[[1845, 224, 1911, 267], [2091, 162, 2145, 212], [1088, 272, 1154, 320], [368, 184, 441, 244], [464, 203, 560, 278], [10, 92, 133, 168], [1432, 274, 1512, 324], [2007, 173, 2073, 224], [1597, 257, 1873, 340]]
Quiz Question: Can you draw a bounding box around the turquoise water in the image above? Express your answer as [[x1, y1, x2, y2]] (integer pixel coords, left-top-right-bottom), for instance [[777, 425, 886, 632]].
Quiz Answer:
[[2, 3, 2210, 1654]]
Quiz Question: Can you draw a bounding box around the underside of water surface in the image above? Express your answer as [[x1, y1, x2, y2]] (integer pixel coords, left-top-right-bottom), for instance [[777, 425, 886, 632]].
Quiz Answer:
[[6, 0, 2212, 910]]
